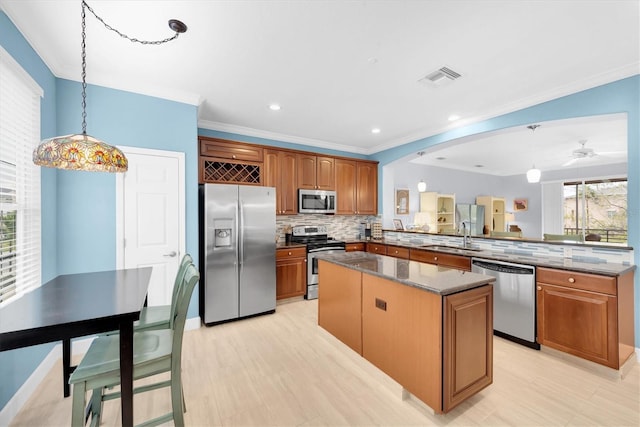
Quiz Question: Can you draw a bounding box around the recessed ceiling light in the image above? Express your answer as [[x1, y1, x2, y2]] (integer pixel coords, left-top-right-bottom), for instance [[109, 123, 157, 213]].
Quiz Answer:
[[474, 164, 484, 168], [436, 156, 446, 160], [371, 128, 381, 134], [448, 114, 460, 121], [269, 104, 281, 111]]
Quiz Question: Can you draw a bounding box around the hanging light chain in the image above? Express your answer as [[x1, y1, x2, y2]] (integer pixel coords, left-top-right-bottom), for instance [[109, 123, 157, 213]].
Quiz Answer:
[[81, 1, 88, 135], [82, 0, 182, 45]]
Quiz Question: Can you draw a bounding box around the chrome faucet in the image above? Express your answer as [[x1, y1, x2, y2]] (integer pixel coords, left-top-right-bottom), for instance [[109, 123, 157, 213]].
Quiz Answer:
[[461, 221, 471, 248]]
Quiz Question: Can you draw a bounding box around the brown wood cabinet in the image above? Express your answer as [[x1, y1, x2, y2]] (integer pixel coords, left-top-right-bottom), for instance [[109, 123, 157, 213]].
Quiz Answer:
[[297, 154, 335, 190], [443, 285, 493, 412], [264, 149, 298, 215], [335, 159, 378, 215], [409, 248, 471, 271], [386, 245, 410, 259], [198, 137, 263, 185], [366, 242, 387, 255], [536, 267, 635, 369], [345, 242, 365, 252], [319, 260, 493, 414], [276, 247, 307, 300]]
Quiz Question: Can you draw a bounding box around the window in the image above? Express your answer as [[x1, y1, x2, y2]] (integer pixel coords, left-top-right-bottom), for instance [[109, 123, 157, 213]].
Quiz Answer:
[[563, 178, 627, 244], [0, 46, 42, 304]]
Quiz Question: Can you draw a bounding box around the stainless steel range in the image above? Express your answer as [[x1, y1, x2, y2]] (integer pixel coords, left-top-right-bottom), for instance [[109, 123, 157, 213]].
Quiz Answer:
[[289, 225, 345, 300]]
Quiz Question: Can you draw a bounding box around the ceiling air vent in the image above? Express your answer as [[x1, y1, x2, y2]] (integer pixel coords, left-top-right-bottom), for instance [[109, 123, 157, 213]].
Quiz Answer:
[[419, 66, 462, 86]]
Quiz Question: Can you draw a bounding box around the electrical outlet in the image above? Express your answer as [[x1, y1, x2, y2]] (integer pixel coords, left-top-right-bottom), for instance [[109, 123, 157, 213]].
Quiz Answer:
[[563, 247, 572, 258], [375, 298, 387, 311]]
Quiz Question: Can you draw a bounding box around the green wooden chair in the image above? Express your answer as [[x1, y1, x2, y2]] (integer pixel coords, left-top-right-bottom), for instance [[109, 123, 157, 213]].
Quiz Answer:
[[135, 253, 193, 331], [69, 263, 199, 427]]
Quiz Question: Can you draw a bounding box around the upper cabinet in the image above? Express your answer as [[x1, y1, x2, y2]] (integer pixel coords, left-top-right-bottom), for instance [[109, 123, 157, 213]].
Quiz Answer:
[[476, 196, 506, 233], [335, 159, 378, 215], [264, 149, 298, 215], [297, 154, 335, 190], [198, 137, 378, 216], [199, 137, 263, 185]]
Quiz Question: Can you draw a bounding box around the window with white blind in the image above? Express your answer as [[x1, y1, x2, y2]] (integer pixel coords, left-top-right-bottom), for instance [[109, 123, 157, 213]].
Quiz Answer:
[[0, 46, 43, 304]]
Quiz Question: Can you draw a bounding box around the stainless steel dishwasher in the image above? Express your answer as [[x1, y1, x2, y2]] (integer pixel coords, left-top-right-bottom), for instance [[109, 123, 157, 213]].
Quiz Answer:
[[471, 258, 539, 349]]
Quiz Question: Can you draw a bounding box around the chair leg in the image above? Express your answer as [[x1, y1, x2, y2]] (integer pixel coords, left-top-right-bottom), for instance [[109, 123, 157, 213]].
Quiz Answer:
[[89, 387, 103, 426], [71, 382, 86, 427], [171, 372, 185, 426]]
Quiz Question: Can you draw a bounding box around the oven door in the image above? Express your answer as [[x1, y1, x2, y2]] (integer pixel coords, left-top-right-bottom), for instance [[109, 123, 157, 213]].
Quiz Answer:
[[306, 247, 345, 299]]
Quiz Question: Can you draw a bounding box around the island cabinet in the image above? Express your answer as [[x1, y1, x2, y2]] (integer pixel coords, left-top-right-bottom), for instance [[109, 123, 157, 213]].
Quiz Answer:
[[318, 257, 493, 414], [345, 242, 365, 252], [275, 247, 307, 300], [335, 159, 378, 215], [297, 154, 335, 190], [264, 149, 298, 215], [409, 248, 471, 271], [536, 267, 635, 369]]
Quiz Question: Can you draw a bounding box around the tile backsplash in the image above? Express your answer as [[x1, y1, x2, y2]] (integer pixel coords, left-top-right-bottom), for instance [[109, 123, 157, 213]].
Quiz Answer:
[[276, 214, 380, 242]]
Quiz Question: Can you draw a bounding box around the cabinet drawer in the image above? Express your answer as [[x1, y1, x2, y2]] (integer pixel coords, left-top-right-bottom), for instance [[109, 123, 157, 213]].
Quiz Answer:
[[386, 245, 409, 259], [345, 243, 365, 252], [277, 247, 307, 260], [537, 267, 616, 295], [410, 249, 471, 271], [200, 138, 263, 162], [366, 243, 387, 255]]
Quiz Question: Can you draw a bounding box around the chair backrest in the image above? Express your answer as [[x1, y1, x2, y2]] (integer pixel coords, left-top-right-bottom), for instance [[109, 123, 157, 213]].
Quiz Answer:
[[168, 254, 193, 328], [543, 233, 584, 242], [170, 263, 199, 374]]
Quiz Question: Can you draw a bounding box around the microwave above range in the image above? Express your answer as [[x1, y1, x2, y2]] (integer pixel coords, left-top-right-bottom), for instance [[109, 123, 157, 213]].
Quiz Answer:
[[298, 189, 336, 214]]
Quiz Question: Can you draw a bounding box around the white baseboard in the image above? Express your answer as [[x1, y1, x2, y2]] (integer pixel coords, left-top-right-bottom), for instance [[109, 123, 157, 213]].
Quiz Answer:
[[0, 317, 201, 425]]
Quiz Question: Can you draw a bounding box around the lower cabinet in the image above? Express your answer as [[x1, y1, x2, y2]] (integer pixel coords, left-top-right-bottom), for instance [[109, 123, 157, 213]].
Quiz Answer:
[[386, 245, 410, 259], [536, 267, 635, 369], [275, 247, 307, 300], [345, 242, 365, 252], [409, 248, 471, 271]]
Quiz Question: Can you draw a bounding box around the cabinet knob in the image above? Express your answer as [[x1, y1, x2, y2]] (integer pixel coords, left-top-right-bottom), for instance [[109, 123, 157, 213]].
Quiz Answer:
[[232, 154, 237, 159], [568, 277, 575, 283], [434, 256, 438, 261], [288, 251, 292, 256], [537, 286, 542, 291]]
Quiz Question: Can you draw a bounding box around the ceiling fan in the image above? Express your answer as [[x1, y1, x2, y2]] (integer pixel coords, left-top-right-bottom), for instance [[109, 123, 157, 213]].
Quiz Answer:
[[562, 140, 597, 166]]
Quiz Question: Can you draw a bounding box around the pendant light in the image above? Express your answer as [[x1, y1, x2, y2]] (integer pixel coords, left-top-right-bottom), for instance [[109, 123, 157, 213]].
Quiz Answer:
[[416, 152, 427, 192], [33, 1, 187, 173], [526, 124, 541, 183]]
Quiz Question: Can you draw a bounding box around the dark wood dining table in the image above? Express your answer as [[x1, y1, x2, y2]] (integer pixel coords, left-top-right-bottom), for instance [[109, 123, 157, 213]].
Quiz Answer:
[[0, 267, 152, 427]]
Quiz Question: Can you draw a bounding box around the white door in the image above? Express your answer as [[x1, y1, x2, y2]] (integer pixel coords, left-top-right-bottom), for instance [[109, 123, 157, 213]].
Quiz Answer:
[[116, 147, 185, 306]]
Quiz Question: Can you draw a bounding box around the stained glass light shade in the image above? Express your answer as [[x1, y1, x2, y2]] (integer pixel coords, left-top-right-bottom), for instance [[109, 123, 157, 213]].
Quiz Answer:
[[33, 133, 128, 173]]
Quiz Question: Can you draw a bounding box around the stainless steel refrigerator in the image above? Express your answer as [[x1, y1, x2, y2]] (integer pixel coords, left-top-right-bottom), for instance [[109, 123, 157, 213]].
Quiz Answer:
[[456, 204, 485, 236], [199, 184, 276, 325]]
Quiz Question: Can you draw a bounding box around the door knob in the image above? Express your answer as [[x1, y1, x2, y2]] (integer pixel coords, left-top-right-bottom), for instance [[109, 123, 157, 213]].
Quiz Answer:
[[163, 251, 177, 257]]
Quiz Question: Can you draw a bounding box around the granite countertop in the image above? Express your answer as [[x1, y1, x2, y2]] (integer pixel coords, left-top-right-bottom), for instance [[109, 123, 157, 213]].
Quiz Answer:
[[402, 242, 635, 276], [276, 242, 307, 250], [317, 251, 495, 296]]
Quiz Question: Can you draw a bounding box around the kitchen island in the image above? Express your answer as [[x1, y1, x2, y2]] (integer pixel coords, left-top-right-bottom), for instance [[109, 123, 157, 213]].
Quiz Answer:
[[317, 251, 495, 414]]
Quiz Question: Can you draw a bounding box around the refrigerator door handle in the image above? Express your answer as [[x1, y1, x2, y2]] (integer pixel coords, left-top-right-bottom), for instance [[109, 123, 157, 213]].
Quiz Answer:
[[239, 199, 244, 265]]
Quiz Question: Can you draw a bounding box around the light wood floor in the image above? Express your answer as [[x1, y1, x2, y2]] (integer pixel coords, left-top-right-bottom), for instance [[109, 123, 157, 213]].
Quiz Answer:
[[9, 298, 640, 426]]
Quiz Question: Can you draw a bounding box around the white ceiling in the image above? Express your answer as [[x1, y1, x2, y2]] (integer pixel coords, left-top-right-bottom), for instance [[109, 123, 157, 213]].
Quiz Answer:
[[1, 0, 638, 159]]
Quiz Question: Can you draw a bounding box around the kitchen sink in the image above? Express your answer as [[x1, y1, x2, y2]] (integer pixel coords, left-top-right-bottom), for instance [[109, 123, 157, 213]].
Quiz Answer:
[[420, 244, 483, 253]]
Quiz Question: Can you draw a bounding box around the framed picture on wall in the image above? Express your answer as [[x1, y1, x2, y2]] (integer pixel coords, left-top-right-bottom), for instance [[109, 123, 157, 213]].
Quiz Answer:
[[514, 198, 528, 211], [393, 219, 404, 230], [395, 188, 409, 215]]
